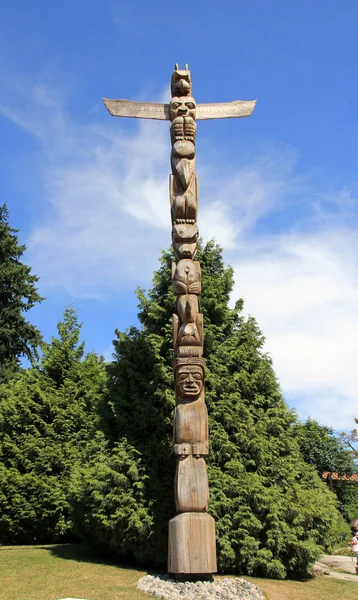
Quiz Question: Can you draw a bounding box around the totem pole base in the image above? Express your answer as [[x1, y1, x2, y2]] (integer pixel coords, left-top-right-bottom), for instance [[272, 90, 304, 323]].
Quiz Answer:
[[168, 512, 217, 575]]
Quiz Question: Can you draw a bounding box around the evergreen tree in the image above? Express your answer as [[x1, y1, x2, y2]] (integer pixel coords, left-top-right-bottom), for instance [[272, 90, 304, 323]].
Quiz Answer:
[[0, 307, 105, 543], [296, 418, 358, 522], [0, 204, 43, 380], [76, 242, 346, 577], [70, 432, 153, 560], [296, 418, 355, 475]]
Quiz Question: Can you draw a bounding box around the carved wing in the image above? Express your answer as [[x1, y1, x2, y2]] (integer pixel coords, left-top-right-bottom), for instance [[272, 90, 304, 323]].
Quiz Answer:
[[103, 98, 257, 121], [196, 99, 257, 120], [103, 98, 170, 120]]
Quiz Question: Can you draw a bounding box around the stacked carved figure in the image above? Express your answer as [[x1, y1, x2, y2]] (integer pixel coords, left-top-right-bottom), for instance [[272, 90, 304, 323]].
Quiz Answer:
[[168, 65, 217, 576], [102, 63, 256, 577]]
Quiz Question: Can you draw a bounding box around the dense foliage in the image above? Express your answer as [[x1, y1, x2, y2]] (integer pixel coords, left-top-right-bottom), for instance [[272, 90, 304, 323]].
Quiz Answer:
[[73, 242, 346, 578], [71, 433, 153, 559], [0, 204, 43, 381], [296, 418, 358, 522], [0, 212, 351, 577], [0, 308, 105, 543], [296, 418, 355, 475]]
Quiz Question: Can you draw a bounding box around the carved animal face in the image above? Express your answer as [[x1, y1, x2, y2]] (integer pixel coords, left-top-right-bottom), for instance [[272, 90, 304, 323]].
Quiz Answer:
[[171, 66, 192, 97], [170, 97, 196, 121], [172, 260, 201, 294], [172, 223, 199, 260], [176, 364, 203, 397]]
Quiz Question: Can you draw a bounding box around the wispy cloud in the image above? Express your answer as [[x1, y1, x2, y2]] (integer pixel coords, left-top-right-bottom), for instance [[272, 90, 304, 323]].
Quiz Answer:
[[233, 221, 358, 430], [2, 79, 358, 431]]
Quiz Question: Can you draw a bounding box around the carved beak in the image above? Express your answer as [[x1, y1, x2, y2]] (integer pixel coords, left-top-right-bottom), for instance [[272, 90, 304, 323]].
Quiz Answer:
[[179, 80, 190, 94]]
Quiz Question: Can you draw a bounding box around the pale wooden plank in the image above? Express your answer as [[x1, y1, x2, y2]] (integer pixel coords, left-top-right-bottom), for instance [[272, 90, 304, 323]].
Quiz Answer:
[[102, 98, 170, 120], [196, 99, 257, 120]]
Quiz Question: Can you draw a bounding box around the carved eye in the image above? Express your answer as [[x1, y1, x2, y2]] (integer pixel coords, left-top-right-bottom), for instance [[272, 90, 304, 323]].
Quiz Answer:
[[171, 102, 181, 109], [178, 371, 202, 382], [178, 374, 188, 382], [192, 373, 202, 381], [185, 102, 195, 109]]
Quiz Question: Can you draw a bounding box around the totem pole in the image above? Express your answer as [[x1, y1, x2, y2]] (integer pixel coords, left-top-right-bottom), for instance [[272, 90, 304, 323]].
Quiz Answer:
[[103, 65, 256, 576]]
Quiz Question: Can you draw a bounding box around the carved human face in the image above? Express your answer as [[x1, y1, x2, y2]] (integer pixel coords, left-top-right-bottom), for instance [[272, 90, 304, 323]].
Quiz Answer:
[[176, 365, 204, 397], [170, 97, 196, 121]]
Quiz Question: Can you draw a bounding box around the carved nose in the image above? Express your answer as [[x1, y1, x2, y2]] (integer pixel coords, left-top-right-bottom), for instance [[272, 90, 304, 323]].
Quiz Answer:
[[178, 106, 187, 114]]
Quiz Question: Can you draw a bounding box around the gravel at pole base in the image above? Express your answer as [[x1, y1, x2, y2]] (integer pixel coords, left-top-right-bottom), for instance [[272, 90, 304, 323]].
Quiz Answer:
[[136, 574, 265, 599]]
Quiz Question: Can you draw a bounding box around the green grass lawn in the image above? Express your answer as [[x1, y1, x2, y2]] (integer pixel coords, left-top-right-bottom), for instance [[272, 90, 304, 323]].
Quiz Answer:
[[0, 544, 149, 600], [1, 544, 357, 600], [246, 575, 358, 600]]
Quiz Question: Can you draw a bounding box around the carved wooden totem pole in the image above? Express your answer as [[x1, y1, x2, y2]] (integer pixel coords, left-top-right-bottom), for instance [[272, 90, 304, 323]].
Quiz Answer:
[[103, 65, 256, 576]]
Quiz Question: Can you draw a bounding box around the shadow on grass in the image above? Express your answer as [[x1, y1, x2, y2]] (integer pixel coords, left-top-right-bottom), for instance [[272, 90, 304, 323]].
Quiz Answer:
[[43, 543, 164, 576], [285, 573, 315, 582]]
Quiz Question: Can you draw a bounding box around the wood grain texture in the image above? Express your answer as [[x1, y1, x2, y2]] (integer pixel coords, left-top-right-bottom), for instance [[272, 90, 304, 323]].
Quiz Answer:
[[168, 512, 217, 574], [170, 175, 198, 226], [175, 456, 209, 512], [174, 400, 208, 444], [103, 98, 257, 121], [174, 441, 208, 456], [170, 155, 196, 192], [102, 99, 170, 120], [196, 99, 257, 120]]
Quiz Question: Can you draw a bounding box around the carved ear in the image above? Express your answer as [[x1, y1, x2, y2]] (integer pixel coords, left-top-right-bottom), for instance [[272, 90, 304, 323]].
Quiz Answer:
[[174, 63, 179, 70]]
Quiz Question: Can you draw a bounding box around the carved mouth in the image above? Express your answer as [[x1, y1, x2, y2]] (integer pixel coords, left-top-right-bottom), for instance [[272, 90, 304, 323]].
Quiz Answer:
[[179, 246, 195, 258], [182, 384, 200, 394]]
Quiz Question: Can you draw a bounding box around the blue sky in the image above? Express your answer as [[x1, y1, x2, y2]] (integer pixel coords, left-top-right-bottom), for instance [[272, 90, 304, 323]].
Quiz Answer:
[[1, 1, 358, 430]]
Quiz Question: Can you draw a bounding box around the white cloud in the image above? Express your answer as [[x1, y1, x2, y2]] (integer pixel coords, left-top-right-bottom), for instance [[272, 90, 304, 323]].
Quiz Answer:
[[233, 224, 358, 430], [1, 83, 173, 296], [200, 151, 301, 248]]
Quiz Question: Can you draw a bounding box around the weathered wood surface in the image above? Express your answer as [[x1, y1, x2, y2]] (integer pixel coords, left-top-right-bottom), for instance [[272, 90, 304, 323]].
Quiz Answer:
[[173, 442, 208, 456], [169, 65, 213, 576], [168, 512, 217, 574], [170, 175, 198, 226], [103, 98, 256, 121], [172, 260, 201, 295], [102, 99, 170, 120], [175, 456, 209, 512], [174, 401, 208, 445], [196, 99, 256, 119]]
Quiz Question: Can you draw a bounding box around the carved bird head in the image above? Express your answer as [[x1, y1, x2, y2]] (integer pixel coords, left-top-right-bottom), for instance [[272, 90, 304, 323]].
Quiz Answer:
[[171, 65, 192, 97]]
